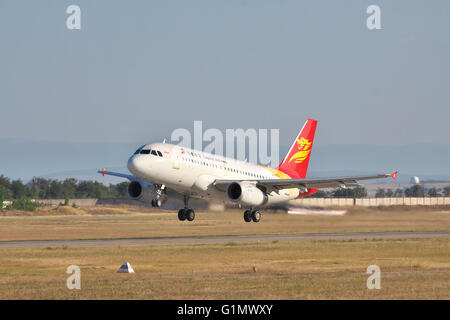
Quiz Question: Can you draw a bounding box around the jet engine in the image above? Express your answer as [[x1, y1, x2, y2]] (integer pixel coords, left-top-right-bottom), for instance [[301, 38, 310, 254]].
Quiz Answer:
[[226, 182, 268, 207], [127, 180, 156, 203]]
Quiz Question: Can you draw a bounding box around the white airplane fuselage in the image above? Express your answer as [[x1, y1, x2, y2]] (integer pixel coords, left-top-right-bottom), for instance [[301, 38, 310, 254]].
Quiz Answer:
[[100, 119, 395, 223], [127, 143, 300, 206]]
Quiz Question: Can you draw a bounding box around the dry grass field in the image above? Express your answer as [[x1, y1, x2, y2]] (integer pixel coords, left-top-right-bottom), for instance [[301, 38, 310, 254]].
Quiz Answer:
[[0, 238, 448, 299], [0, 205, 450, 241], [0, 205, 448, 299]]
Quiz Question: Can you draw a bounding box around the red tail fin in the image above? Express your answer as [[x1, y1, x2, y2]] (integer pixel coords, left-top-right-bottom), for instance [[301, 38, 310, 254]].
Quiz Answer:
[[277, 119, 317, 179]]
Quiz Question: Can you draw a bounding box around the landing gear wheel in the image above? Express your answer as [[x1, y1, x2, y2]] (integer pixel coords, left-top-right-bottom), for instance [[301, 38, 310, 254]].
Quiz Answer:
[[152, 199, 162, 208], [178, 195, 194, 222], [243, 210, 252, 222], [251, 210, 261, 223], [178, 209, 186, 221], [186, 209, 195, 221]]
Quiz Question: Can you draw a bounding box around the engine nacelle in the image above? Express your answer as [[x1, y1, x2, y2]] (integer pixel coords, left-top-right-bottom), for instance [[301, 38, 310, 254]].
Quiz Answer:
[[127, 180, 156, 203], [226, 182, 268, 207]]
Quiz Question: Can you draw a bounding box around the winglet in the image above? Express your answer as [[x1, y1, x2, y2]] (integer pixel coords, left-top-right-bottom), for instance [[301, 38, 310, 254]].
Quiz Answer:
[[391, 171, 399, 181], [101, 167, 107, 177]]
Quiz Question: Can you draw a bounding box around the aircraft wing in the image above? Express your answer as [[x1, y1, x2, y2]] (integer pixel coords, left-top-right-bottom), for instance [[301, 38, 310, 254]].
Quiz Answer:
[[214, 172, 396, 193], [97, 170, 138, 181]]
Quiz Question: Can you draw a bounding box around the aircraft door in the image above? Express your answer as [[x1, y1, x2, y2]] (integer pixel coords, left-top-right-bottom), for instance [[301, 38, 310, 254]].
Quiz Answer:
[[223, 161, 228, 176], [172, 148, 181, 169]]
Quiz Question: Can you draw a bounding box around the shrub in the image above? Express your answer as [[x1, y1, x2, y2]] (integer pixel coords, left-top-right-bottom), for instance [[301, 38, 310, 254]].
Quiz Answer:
[[0, 188, 4, 213], [6, 197, 39, 212]]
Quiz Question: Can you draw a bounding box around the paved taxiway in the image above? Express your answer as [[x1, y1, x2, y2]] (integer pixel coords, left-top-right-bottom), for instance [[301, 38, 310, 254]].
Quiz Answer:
[[0, 231, 448, 248]]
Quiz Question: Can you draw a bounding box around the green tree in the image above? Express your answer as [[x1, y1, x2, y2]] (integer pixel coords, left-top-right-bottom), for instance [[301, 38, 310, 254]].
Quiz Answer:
[[115, 182, 129, 197], [11, 180, 27, 199], [375, 188, 386, 198], [7, 197, 39, 212], [394, 188, 403, 197], [0, 188, 4, 212], [61, 178, 77, 198], [353, 186, 368, 198], [427, 188, 438, 197], [405, 185, 425, 197], [332, 186, 367, 198], [332, 188, 352, 198], [307, 190, 330, 198], [444, 186, 450, 197], [49, 180, 63, 198], [385, 189, 394, 197], [27, 177, 50, 199], [412, 185, 425, 197], [0, 175, 133, 201], [75, 181, 110, 199], [0, 175, 12, 199]]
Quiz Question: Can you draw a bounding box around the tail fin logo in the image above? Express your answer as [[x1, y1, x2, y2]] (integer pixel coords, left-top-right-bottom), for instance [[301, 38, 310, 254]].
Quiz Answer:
[[391, 171, 399, 181], [277, 118, 317, 179], [288, 137, 312, 164]]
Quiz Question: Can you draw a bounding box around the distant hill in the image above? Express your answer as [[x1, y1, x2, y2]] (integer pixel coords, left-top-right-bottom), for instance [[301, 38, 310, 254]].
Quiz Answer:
[[1, 139, 449, 184]]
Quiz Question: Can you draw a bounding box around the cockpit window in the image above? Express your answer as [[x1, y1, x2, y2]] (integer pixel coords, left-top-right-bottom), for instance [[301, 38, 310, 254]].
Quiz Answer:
[[134, 145, 145, 154], [138, 148, 163, 157]]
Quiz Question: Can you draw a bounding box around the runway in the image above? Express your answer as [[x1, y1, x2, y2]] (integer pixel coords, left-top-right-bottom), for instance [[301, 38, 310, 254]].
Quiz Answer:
[[0, 231, 448, 248]]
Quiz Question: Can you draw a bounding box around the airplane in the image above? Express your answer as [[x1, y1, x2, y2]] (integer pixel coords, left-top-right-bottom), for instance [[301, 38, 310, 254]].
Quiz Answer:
[[98, 119, 398, 223]]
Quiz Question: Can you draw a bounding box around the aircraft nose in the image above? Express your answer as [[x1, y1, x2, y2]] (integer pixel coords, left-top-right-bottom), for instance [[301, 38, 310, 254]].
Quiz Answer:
[[127, 155, 146, 175]]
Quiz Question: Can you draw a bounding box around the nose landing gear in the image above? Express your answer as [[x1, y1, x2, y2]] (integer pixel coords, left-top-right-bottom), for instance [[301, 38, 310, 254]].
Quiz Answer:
[[243, 209, 261, 223], [151, 198, 164, 207], [178, 195, 195, 222]]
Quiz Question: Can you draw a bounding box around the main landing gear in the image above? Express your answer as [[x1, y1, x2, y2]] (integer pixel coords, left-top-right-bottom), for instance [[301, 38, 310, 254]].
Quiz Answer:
[[243, 209, 261, 223], [151, 185, 167, 208], [178, 195, 195, 222]]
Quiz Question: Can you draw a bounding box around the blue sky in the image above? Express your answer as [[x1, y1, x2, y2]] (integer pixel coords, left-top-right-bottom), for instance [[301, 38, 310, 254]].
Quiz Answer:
[[1, 0, 449, 147]]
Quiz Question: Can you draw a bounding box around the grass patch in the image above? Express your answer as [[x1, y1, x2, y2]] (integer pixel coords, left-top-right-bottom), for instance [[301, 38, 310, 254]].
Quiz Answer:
[[0, 207, 449, 242], [0, 238, 448, 299]]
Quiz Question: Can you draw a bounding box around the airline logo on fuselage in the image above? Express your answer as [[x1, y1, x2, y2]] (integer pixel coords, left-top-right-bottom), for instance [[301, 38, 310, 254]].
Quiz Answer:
[[288, 137, 312, 164]]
